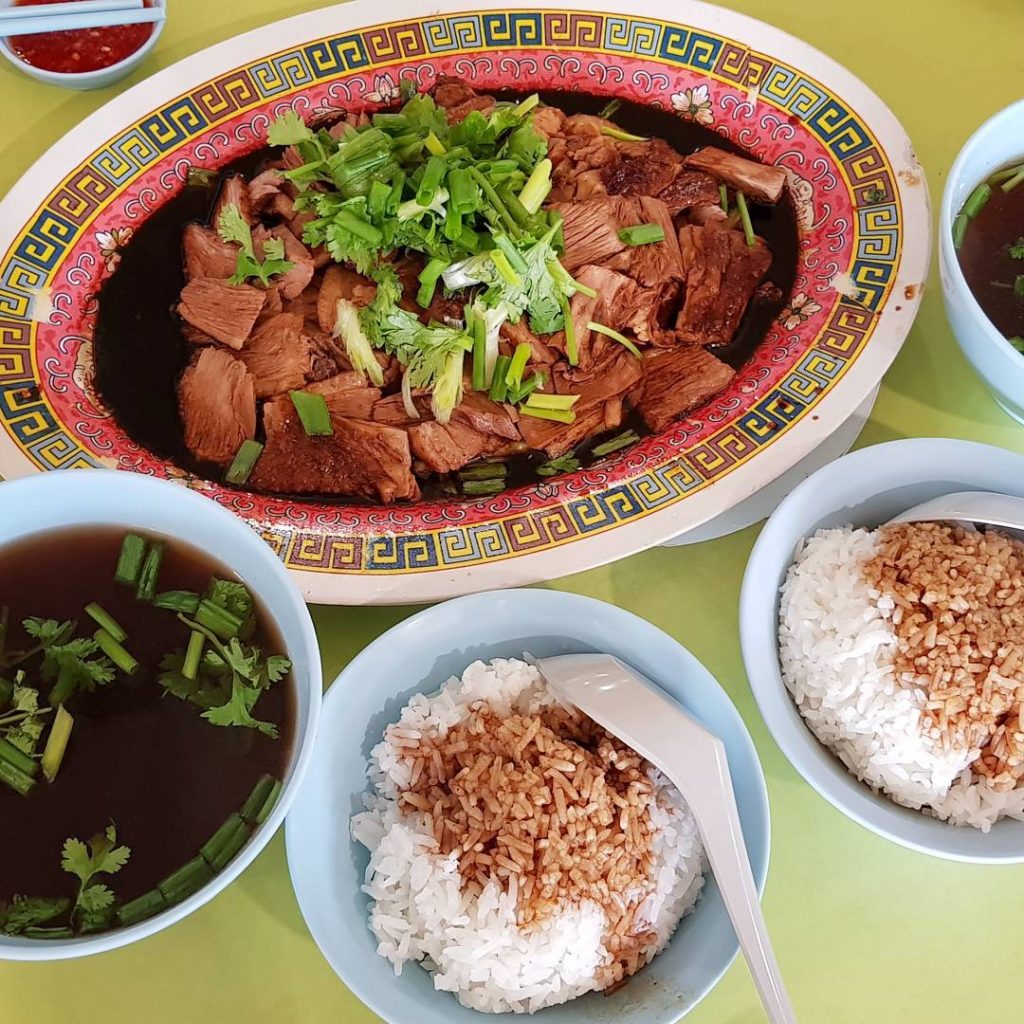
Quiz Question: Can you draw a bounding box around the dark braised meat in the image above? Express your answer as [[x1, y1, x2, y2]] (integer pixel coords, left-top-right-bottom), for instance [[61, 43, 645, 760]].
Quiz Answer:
[[682, 147, 787, 204], [178, 278, 265, 350], [178, 347, 256, 465], [634, 345, 735, 433], [238, 312, 310, 398]]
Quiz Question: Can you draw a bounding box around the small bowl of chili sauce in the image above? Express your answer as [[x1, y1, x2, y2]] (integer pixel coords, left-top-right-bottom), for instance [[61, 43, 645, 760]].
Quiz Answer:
[[0, 0, 164, 90], [941, 96, 1024, 423]]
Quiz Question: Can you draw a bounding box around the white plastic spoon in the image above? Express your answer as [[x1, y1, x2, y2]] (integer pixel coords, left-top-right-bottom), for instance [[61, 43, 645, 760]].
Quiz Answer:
[[535, 653, 796, 1024], [888, 489, 1024, 538]]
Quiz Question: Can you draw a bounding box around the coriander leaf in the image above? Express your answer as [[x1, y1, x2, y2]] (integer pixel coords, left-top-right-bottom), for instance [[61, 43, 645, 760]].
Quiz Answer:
[[267, 110, 316, 148], [1010, 237, 1024, 260], [207, 580, 254, 625], [265, 655, 291, 683], [502, 121, 547, 172], [216, 203, 254, 256], [22, 618, 75, 647], [261, 236, 287, 263], [202, 677, 278, 738], [537, 453, 581, 477], [77, 884, 114, 914], [0, 896, 70, 936], [60, 838, 92, 884], [158, 652, 198, 701], [61, 827, 130, 885], [42, 637, 115, 707]]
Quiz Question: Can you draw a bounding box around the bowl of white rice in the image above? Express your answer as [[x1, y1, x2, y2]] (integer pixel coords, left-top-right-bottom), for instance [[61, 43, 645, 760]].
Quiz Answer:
[[740, 437, 1024, 862], [285, 589, 769, 1022]]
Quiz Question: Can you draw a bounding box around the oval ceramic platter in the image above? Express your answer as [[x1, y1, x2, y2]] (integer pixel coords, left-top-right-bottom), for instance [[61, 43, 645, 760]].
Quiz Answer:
[[0, 0, 929, 604]]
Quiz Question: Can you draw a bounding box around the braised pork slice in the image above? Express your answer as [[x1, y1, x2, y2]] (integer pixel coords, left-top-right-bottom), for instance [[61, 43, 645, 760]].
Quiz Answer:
[[553, 343, 643, 405], [178, 348, 256, 465], [654, 170, 720, 216], [520, 398, 624, 459], [635, 345, 735, 433], [307, 373, 380, 419], [682, 147, 786, 204], [253, 225, 314, 300], [372, 392, 433, 428], [250, 396, 419, 502], [317, 265, 376, 334], [409, 393, 521, 473], [238, 313, 310, 398], [248, 169, 285, 212], [183, 224, 237, 281], [433, 76, 495, 123], [178, 278, 265, 349], [676, 224, 772, 345], [213, 175, 252, 227], [603, 138, 683, 200]]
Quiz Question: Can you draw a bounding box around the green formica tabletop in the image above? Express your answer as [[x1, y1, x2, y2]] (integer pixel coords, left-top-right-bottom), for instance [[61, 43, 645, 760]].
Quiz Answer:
[[2, 0, 1024, 1021]]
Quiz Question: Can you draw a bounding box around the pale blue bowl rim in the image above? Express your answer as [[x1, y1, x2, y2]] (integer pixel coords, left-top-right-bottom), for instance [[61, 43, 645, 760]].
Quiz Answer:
[[285, 588, 770, 1024]]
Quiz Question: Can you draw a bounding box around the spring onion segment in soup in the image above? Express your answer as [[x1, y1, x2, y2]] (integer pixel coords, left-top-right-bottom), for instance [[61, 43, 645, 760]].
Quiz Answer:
[[94, 78, 797, 504], [779, 522, 1024, 832], [0, 528, 293, 939], [953, 157, 1024, 353], [352, 658, 706, 1013]]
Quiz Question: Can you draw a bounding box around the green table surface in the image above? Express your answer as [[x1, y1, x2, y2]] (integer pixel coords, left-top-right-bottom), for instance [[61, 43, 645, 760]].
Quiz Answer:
[[3, 0, 1024, 1020]]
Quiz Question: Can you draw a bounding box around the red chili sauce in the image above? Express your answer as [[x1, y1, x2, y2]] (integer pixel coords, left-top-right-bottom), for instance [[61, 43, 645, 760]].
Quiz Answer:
[[10, 0, 153, 74]]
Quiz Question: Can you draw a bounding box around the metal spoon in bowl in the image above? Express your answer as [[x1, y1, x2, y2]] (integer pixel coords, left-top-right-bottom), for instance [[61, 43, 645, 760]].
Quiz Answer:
[[888, 490, 1024, 538], [535, 654, 796, 1024]]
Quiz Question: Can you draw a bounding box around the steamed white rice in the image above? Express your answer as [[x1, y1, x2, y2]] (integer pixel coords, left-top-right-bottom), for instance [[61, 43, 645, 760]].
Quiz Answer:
[[779, 527, 1024, 831], [351, 658, 706, 1013]]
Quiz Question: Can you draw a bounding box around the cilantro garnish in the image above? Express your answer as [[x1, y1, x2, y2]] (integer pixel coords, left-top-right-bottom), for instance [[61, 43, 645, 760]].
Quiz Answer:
[[61, 825, 130, 926], [216, 203, 295, 287], [1009, 237, 1024, 260], [23, 618, 115, 707]]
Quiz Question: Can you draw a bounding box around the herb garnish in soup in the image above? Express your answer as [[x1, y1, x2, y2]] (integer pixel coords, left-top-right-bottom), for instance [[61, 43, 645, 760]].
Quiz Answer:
[[954, 158, 1024, 353], [0, 528, 293, 939]]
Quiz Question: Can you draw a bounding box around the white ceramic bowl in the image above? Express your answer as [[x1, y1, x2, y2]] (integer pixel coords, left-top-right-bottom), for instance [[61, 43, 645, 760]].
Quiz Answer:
[[739, 437, 1024, 863], [286, 589, 770, 1024], [0, 0, 165, 90], [940, 97, 1024, 422], [0, 470, 321, 960]]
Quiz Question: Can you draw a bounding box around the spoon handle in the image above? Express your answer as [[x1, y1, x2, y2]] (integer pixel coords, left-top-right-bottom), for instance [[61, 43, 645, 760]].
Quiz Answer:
[[669, 738, 796, 1024]]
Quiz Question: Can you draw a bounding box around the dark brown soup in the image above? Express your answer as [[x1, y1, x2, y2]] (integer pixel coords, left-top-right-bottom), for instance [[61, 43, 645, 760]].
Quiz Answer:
[[957, 170, 1024, 342], [0, 527, 294, 931], [93, 90, 798, 502]]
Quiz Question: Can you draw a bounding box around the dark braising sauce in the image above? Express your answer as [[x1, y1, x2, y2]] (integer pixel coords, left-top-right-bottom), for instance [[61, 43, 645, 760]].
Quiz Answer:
[[0, 527, 294, 905], [957, 179, 1024, 340], [94, 91, 799, 502]]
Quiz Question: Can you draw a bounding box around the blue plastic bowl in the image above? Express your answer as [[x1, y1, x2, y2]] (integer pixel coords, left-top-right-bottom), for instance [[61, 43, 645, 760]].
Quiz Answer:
[[285, 589, 769, 1023]]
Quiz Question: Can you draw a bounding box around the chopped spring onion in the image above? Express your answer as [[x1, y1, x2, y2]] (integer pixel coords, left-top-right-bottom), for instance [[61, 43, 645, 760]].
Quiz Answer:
[[182, 629, 205, 681], [0, 676, 12, 709], [498, 185, 535, 231], [94, 629, 138, 676], [963, 182, 992, 219], [719, 183, 729, 213], [1015, 276, 1024, 298], [1002, 166, 1024, 193], [952, 213, 968, 250], [424, 130, 446, 156], [195, 599, 243, 641], [1008, 336, 1024, 354], [240, 774, 283, 826], [736, 191, 756, 248], [617, 223, 665, 246], [400, 367, 420, 421], [598, 98, 622, 119], [186, 167, 218, 188], [0, 735, 37, 777], [117, 889, 167, 928], [470, 168, 520, 238], [471, 312, 488, 391], [417, 257, 447, 309], [289, 390, 333, 437], [591, 429, 639, 457], [24, 926, 74, 940], [159, 856, 214, 907], [489, 250, 522, 287], [537, 453, 581, 477], [367, 179, 391, 219], [0, 604, 8, 661], [84, 603, 126, 644], [560, 296, 578, 366], [115, 534, 146, 587], [447, 167, 477, 214], [546, 259, 595, 299], [41, 704, 73, 783], [520, 406, 575, 424], [519, 158, 552, 215], [509, 372, 545, 405], [525, 393, 580, 411], [513, 94, 540, 118], [225, 439, 264, 486], [333, 208, 383, 245], [489, 354, 512, 402], [505, 343, 532, 390], [202, 813, 252, 873], [153, 590, 201, 615], [587, 321, 643, 358], [443, 201, 463, 242], [459, 462, 508, 481], [0, 759, 34, 796], [600, 125, 647, 143], [136, 541, 165, 602], [416, 155, 447, 207], [462, 478, 506, 496]]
